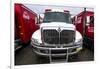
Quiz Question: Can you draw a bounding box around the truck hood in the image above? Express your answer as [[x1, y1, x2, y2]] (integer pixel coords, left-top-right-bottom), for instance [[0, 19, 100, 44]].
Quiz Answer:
[[32, 22, 82, 44], [40, 22, 75, 30]]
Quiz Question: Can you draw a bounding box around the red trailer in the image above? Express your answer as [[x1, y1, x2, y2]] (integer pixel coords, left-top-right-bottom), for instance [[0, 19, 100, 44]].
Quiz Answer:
[[72, 9, 94, 50], [15, 4, 39, 50]]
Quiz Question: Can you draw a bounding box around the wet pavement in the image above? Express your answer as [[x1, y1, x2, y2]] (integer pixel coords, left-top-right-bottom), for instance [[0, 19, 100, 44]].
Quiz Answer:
[[15, 44, 94, 65]]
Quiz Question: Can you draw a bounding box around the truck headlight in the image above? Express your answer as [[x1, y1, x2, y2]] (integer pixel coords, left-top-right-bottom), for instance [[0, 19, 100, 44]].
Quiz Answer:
[[75, 39, 83, 45], [31, 38, 41, 45]]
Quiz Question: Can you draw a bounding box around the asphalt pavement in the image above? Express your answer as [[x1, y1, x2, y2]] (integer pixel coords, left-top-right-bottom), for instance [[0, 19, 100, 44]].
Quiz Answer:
[[15, 44, 94, 65]]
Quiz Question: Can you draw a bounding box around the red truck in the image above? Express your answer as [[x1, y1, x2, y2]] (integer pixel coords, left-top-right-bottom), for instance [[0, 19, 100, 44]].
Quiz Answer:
[[15, 4, 39, 51], [72, 8, 94, 50]]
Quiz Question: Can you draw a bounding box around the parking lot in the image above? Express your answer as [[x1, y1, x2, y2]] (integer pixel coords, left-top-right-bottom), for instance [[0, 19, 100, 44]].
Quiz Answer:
[[14, 4, 94, 66], [15, 44, 94, 65]]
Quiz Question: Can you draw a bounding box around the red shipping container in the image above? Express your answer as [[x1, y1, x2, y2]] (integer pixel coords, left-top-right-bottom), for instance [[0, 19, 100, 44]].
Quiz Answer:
[[15, 4, 39, 44]]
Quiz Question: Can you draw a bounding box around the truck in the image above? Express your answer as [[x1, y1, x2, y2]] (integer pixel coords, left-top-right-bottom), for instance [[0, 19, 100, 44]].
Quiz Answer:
[[72, 8, 94, 50], [31, 9, 83, 62], [15, 4, 39, 51]]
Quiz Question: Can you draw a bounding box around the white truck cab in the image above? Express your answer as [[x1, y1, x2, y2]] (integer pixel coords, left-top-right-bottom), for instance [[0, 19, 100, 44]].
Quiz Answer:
[[31, 9, 82, 61]]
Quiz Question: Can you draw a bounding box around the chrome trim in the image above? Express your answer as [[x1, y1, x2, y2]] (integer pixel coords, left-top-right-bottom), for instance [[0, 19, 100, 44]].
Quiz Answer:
[[31, 38, 82, 47], [41, 27, 75, 44], [31, 42, 82, 56]]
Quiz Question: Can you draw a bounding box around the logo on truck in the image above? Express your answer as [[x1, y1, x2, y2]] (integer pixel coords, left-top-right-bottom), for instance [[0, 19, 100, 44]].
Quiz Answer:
[[23, 11, 30, 20], [57, 27, 62, 32]]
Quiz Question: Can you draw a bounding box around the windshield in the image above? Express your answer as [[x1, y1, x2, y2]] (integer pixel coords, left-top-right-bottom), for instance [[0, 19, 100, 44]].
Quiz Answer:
[[43, 12, 71, 23]]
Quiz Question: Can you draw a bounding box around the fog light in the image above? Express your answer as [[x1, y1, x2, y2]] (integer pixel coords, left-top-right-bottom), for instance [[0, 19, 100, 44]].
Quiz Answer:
[[77, 47, 82, 51]]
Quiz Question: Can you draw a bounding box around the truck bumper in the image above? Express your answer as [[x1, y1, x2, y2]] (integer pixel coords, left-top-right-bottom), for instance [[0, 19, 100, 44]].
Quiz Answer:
[[31, 42, 82, 57]]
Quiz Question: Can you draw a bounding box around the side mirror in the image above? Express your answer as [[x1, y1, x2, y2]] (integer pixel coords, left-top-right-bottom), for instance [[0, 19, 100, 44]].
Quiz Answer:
[[36, 15, 43, 24]]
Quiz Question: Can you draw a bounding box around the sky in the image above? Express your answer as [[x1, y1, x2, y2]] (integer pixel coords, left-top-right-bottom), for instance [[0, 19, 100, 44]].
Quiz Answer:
[[24, 4, 94, 17]]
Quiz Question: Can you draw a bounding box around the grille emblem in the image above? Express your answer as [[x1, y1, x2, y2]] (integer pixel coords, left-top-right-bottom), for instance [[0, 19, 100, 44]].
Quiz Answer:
[[57, 27, 61, 32]]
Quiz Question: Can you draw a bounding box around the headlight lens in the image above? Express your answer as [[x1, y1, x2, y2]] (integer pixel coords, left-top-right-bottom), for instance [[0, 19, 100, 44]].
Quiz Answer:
[[78, 39, 82, 43], [75, 39, 83, 45], [31, 38, 41, 45]]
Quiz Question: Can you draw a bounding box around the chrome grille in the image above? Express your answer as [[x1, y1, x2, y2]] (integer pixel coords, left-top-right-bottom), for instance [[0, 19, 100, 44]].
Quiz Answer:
[[43, 29, 75, 44], [60, 30, 75, 44]]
